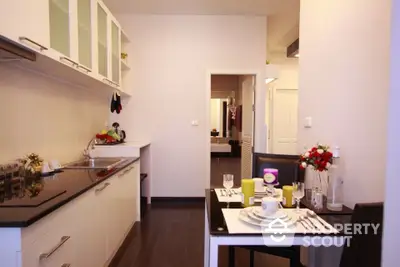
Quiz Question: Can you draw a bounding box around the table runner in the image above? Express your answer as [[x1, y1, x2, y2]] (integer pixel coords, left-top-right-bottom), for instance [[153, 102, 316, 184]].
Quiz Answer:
[[221, 208, 338, 234]]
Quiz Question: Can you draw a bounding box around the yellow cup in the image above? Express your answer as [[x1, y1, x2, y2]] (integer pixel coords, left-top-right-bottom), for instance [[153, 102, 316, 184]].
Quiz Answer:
[[241, 179, 255, 207], [282, 185, 294, 208]]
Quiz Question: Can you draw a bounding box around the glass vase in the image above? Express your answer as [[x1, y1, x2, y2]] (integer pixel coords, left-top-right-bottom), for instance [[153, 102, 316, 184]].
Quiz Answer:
[[311, 170, 324, 210], [327, 165, 344, 211]]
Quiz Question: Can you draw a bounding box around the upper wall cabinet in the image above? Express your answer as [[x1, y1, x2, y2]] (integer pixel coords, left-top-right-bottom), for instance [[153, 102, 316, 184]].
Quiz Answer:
[[96, 1, 122, 89], [111, 20, 121, 86], [0, 1, 50, 52], [77, 0, 93, 69], [0, 0, 130, 95], [47, 0, 93, 73], [49, 0, 71, 58]]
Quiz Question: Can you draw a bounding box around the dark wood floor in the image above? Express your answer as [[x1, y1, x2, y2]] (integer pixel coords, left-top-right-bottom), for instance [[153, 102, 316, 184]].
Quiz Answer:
[[110, 202, 291, 267]]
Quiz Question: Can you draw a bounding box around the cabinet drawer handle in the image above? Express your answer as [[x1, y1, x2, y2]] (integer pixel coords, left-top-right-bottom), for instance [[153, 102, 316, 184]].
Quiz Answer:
[[61, 264, 71, 267], [39, 236, 70, 260], [102, 78, 120, 87], [95, 182, 110, 193], [118, 170, 128, 177], [19, 36, 48, 51], [77, 64, 92, 73], [118, 166, 134, 177], [60, 57, 78, 67]]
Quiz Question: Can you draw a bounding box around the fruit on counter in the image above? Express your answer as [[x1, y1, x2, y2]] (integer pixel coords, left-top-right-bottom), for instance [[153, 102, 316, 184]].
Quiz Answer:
[[107, 130, 121, 141], [96, 129, 121, 143]]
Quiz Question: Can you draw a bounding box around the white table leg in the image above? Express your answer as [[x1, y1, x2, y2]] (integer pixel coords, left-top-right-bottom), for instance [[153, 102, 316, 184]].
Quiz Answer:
[[204, 203, 210, 267], [308, 247, 317, 267], [209, 236, 219, 267]]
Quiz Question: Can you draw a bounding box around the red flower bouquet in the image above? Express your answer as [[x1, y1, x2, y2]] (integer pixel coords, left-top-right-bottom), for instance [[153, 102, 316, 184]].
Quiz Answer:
[[300, 144, 333, 172]]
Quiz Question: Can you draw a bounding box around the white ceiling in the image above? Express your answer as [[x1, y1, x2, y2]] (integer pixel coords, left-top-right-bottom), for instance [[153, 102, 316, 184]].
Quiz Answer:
[[103, 0, 295, 16], [102, 0, 300, 60], [267, 0, 300, 58]]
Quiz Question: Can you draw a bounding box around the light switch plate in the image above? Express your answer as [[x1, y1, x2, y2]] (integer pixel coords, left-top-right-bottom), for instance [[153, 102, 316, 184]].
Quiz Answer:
[[191, 120, 199, 126], [304, 117, 312, 128]]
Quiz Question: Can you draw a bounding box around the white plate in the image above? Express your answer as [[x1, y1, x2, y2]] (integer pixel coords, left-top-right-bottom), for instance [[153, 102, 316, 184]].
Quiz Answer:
[[252, 207, 288, 220], [246, 208, 292, 223], [239, 209, 297, 228]]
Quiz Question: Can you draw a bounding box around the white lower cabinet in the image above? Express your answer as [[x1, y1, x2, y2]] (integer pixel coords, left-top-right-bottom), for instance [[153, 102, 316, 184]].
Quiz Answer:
[[13, 160, 140, 267]]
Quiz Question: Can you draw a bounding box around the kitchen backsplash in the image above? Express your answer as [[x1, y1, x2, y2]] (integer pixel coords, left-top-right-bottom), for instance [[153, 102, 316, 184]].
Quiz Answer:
[[0, 63, 109, 163]]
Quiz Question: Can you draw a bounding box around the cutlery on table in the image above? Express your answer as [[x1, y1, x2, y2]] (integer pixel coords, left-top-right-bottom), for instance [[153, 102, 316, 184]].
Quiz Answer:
[[300, 215, 319, 230], [297, 218, 310, 230], [307, 210, 331, 230]]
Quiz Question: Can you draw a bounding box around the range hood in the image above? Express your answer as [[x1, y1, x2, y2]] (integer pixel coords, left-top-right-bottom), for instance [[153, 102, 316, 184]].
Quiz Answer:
[[287, 38, 299, 58], [0, 36, 36, 62]]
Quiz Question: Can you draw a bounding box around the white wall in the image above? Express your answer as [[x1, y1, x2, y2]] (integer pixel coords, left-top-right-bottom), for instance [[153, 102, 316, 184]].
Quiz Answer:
[[274, 59, 298, 89], [0, 64, 108, 163], [298, 0, 391, 207], [118, 15, 267, 196], [382, 0, 400, 265]]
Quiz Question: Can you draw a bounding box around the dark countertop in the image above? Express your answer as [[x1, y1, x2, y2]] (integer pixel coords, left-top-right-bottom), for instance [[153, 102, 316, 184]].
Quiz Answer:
[[205, 189, 353, 236], [0, 157, 139, 227]]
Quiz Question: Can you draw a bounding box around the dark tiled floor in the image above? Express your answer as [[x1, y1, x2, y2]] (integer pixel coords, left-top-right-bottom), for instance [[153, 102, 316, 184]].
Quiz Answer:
[[110, 202, 290, 267], [210, 157, 241, 188]]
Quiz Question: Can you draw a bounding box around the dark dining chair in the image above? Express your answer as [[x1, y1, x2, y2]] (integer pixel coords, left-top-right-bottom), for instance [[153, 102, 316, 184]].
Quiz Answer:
[[340, 202, 383, 267], [229, 153, 304, 267], [252, 153, 305, 186]]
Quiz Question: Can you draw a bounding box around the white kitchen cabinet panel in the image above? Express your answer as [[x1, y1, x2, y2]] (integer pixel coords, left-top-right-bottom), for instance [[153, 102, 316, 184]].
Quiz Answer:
[[97, 0, 109, 79], [77, 0, 93, 69], [49, 0, 72, 57], [111, 19, 121, 86], [76, 182, 107, 267], [0, 0, 130, 94], [0, 0, 50, 53]]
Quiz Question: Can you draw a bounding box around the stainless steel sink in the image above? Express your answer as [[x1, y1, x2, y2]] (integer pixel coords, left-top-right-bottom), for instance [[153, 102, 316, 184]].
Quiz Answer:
[[64, 158, 128, 170]]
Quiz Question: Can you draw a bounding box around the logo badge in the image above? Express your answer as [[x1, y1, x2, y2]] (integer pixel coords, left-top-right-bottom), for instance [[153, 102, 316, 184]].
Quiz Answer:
[[261, 218, 295, 247]]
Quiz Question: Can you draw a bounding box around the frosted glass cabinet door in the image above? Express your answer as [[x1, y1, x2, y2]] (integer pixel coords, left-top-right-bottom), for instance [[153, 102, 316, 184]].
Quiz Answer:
[[111, 21, 120, 85], [49, 0, 71, 57], [77, 0, 92, 68], [98, 3, 108, 78]]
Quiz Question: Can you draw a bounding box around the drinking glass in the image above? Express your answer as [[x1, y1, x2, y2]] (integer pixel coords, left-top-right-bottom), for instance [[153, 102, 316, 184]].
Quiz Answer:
[[223, 174, 234, 196], [223, 174, 234, 208], [292, 182, 305, 213]]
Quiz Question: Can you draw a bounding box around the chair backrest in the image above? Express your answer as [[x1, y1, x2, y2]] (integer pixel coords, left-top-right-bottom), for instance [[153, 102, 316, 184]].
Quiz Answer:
[[252, 153, 304, 188], [340, 202, 384, 267]]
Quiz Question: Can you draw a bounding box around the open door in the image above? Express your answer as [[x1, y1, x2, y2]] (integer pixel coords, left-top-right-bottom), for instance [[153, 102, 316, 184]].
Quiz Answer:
[[240, 75, 256, 179]]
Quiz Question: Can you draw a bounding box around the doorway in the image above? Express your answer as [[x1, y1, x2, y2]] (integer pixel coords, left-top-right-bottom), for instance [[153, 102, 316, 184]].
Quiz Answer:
[[268, 87, 298, 154], [209, 74, 256, 187]]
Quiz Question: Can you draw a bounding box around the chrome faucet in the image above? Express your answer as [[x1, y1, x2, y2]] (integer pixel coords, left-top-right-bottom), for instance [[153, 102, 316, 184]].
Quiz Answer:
[[83, 136, 97, 159]]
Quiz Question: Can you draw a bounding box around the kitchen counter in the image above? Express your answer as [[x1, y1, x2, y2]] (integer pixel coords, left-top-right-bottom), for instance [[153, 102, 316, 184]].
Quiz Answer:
[[0, 157, 139, 227], [94, 140, 150, 149]]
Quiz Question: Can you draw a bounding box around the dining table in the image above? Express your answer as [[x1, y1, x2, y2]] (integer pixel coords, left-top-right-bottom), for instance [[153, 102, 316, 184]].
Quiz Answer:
[[204, 188, 353, 267]]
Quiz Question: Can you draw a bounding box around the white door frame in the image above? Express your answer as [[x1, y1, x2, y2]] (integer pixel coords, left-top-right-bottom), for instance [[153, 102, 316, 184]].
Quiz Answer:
[[205, 69, 266, 188], [268, 87, 298, 154]]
